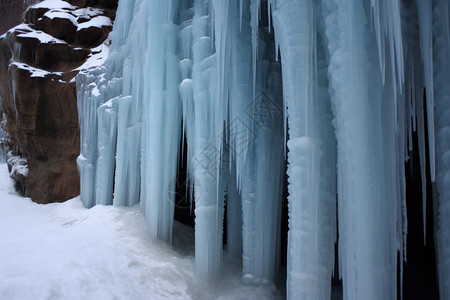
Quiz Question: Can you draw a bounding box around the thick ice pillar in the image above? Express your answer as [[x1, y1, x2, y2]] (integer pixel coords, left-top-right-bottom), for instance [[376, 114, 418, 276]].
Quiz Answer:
[[187, 0, 224, 279], [432, 0, 450, 298], [140, 0, 181, 243], [321, 0, 398, 299], [271, 1, 337, 298], [240, 6, 285, 282], [95, 98, 118, 205], [76, 68, 118, 208], [113, 96, 141, 207]]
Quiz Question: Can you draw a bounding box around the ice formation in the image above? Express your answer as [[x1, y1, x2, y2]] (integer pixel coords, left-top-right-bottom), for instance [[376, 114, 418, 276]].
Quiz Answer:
[[6, 151, 28, 178], [76, 0, 450, 299]]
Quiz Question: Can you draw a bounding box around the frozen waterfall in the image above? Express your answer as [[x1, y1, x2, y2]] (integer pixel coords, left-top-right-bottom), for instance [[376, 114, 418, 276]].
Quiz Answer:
[[76, 0, 450, 299]]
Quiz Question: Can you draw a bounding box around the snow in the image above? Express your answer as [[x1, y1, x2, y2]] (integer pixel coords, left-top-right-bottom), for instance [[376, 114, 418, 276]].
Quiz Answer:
[[32, 0, 74, 10], [43, 10, 78, 25], [10, 62, 62, 78], [16, 27, 67, 44], [74, 38, 110, 71], [7, 161, 28, 177], [37, 1, 111, 32], [77, 16, 112, 31], [74, 7, 105, 18], [0, 164, 281, 300]]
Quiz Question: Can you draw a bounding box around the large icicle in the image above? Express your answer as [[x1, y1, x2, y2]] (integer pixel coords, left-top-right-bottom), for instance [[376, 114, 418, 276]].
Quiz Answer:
[[321, 0, 398, 299], [432, 0, 450, 297], [187, 0, 224, 279], [95, 98, 118, 206], [239, 0, 284, 283], [139, 0, 181, 243], [272, 0, 336, 298], [417, 0, 436, 183]]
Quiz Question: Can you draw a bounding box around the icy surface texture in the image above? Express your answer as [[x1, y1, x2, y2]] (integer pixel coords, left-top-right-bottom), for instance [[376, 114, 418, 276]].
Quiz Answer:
[[77, 0, 181, 244], [321, 1, 399, 298], [76, 0, 450, 299], [270, 1, 338, 298], [432, 0, 450, 298]]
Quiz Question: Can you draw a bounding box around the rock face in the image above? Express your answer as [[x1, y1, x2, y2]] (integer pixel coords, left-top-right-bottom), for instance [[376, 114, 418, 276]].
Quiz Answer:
[[0, 1, 42, 35], [0, 0, 117, 203]]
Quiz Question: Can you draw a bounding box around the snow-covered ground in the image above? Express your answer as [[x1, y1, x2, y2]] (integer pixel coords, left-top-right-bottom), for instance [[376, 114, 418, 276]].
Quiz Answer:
[[0, 164, 281, 299]]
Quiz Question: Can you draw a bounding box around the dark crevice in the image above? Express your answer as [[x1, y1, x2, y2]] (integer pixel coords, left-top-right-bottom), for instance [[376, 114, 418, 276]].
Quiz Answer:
[[173, 124, 196, 228], [403, 91, 439, 300]]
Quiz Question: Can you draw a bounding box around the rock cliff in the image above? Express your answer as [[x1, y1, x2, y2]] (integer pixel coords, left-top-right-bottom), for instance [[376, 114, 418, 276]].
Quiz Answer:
[[0, 1, 42, 36], [0, 0, 117, 203]]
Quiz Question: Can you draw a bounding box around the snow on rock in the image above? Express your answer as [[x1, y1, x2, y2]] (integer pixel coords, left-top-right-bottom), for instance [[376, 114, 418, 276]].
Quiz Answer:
[[17, 28, 67, 44], [74, 37, 110, 71], [43, 10, 78, 25], [74, 7, 105, 18], [6, 151, 28, 178], [33, 0, 74, 10], [10, 61, 62, 78], [77, 16, 112, 31]]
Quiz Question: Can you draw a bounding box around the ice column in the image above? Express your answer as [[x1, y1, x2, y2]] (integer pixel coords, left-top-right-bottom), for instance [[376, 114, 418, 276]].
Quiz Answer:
[[432, 0, 450, 297], [240, 0, 285, 283], [271, 0, 337, 298], [77, 67, 121, 208], [187, 0, 224, 279], [140, 0, 181, 243], [95, 98, 118, 205], [113, 0, 147, 208], [321, 0, 398, 299], [76, 0, 136, 208]]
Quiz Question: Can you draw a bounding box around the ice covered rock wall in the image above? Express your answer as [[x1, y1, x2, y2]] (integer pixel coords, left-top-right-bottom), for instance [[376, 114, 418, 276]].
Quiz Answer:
[[77, 0, 450, 299]]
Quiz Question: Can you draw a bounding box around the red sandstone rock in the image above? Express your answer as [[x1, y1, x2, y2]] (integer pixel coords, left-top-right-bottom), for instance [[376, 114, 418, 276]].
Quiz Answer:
[[0, 1, 43, 36], [0, 0, 117, 203]]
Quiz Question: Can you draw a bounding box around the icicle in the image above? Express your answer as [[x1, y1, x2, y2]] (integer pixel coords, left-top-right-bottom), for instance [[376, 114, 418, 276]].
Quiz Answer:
[[140, 0, 181, 243], [321, 0, 398, 299], [417, 0, 436, 183], [272, 0, 336, 298], [95, 98, 118, 205], [268, 0, 272, 32], [432, 0, 450, 298], [113, 96, 141, 206], [250, 0, 260, 96], [188, 0, 224, 280], [239, 0, 244, 31]]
